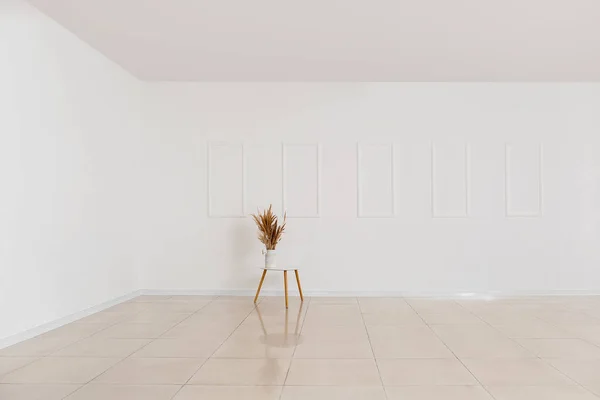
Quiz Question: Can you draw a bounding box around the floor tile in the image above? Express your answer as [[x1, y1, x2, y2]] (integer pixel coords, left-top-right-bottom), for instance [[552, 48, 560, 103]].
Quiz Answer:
[[298, 325, 368, 340], [236, 327, 304, 342], [142, 302, 210, 314], [309, 297, 358, 304], [0, 384, 80, 400], [405, 298, 465, 312], [131, 338, 222, 358], [471, 310, 538, 326], [367, 325, 443, 340], [309, 303, 362, 314], [215, 296, 259, 302], [362, 311, 426, 326], [0, 337, 78, 357], [231, 322, 301, 338], [585, 382, 600, 397], [77, 312, 131, 325], [129, 295, 173, 302], [168, 295, 219, 301], [536, 310, 600, 325], [167, 298, 214, 306], [38, 323, 110, 340], [370, 336, 454, 359], [65, 384, 181, 400], [280, 386, 387, 400], [200, 302, 256, 315], [92, 322, 176, 338], [358, 298, 413, 314], [0, 357, 119, 384], [461, 358, 576, 386], [285, 359, 381, 386], [255, 298, 307, 311], [128, 312, 192, 324], [173, 385, 282, 400], [190, 358, 290, 385], [493, 321, 573, 339], [51, 337, 150, 357], [516, 338, 600, 359], [559, 324, 600, 344], [548, 359, 600, 384], [183, 311, 249, 325], [160, 323, 235, 340], [385, 385, 493, 400], [303, 310, 364, 326], [214, 334, 297, 358], [368, 326, 454, 359], [301, 316, 366, 330], [293, 337, 373, 359], [302, 319, 365, 331], [0, 357, 37, 376], [248, 310, 306, 325], [418, 311, 485, 325], [378, 359, 478, 386], [6, 296, 600, 396], [104, 302, 150, 314], [486, 385, 599, 400], [93, 358, 204, 384], [432, 325, 534, 358]]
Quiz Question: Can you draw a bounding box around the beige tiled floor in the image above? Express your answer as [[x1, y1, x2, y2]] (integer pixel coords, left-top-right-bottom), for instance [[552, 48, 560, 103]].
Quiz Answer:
[[1, 295, 600, 399]]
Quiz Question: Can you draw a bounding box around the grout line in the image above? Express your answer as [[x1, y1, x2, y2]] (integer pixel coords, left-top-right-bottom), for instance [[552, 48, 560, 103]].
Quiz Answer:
[[4, 303, 154, 399], [6, 295, 600, 399], [154, 297, 219, 340], [451, 299, 594, 396], [129, 297, 218, 353], [515, 308, 600, 397], [2, 303, 153, 396], [64, 296, 219, 399], [356, 298, 388, 400], [279, 296, 312, 399], [59, 385, 84, 400], [168, 297, 266, 400], [404, 299, 499, 400]]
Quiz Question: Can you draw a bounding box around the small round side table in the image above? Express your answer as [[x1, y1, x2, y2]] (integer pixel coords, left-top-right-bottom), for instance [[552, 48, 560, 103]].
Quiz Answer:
[[253, 267, 304, 308]]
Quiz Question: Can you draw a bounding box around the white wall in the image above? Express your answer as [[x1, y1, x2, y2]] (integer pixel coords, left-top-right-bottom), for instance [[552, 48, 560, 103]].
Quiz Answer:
[[2, 1, 600, 344], [139, 83, 600, 296], [0, 0, 142, 342]]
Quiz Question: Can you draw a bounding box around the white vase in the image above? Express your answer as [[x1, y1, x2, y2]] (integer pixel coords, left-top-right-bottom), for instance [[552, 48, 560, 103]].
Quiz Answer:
[[264, 250, 277, 269]]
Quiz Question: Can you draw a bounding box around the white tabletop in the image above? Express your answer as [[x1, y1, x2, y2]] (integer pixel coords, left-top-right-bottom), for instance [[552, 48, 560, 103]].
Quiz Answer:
[[260, 267, 299, 271]]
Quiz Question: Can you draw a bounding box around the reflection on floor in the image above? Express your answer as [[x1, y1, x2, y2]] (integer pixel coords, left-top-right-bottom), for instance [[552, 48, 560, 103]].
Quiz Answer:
[[1, 295, 600, 399]]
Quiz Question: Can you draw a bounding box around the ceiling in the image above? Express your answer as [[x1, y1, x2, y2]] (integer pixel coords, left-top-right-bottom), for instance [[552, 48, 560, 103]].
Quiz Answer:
[[28, 0, 600, 81]]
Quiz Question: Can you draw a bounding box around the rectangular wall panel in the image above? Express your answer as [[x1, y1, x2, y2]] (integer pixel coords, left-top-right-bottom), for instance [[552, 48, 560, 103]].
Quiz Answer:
[[246, 143, 283, 214], [431, 142, 470, 218], [207, 142, 245, 217], [506, 143, 543, 217], [357, 143, 395, 217], [282, 143, 320, 217]]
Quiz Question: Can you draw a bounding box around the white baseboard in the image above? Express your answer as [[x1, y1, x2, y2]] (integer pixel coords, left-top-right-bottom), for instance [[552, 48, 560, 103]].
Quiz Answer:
[[0, 290, 142, 350], [140, 289, 293, 297], [139, 288, 600, 299]]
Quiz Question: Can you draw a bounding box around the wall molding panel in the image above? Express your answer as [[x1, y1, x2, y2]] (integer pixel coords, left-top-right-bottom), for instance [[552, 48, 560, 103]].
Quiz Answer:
[[207, 142, 246, 217], [245, 142, 283, 215], [282, 143, 321, 218], [431, 142, 471, 218], [505, 143, 544, 218], [203, 141, 549, 220], [357, 143, 396, 218]]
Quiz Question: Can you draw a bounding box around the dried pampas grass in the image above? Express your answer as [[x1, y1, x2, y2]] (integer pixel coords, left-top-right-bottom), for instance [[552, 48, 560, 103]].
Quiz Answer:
[[251, 204, 286, 250]]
